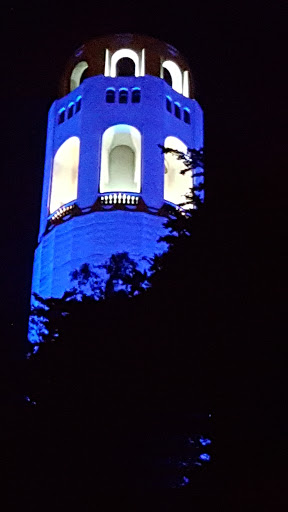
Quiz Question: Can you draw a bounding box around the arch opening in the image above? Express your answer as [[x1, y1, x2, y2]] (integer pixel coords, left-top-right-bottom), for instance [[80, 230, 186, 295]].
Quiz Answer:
[[119, 88, 128, 103], [166, 96, 172, 113], [106, 88, 115, 103], [58, 108, 65, 124], [79, 67, 89, 84], [70, 61, 88, 91], [183, 108, 191, 124], [132, 88, 141, 103], [49, 136, 80, 214], [67, 103, 75, 119], [100, 125, 141, 193], [163, 68, 172, 87], [110, 49, 140, 77], [75, 96, 82, 113], [174, 102, 181, 119], [109, 145, 135, 191], [162, 60, 183, 94], [116, 57, 136, 76]]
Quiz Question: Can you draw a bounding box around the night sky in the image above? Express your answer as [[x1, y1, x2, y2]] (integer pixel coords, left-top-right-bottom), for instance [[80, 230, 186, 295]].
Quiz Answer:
[[1, 2, 286, 345]]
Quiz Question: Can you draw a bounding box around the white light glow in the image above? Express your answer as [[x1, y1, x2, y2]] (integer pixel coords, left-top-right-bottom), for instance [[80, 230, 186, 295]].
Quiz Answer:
[[100, 125, 141, 193], [104, 49, 110, 76], [183, 70, 190, 97], [164, 136, 191, 206], [162, 60, 183, 94], [141, 48, 145, 76], [70, 61, 88, 91], [49, 137, 80, 214]]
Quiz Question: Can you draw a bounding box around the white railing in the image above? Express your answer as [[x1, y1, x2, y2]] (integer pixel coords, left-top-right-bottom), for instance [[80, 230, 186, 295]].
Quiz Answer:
[[50, 203, 76, 222], [100, 192, 140, 206]]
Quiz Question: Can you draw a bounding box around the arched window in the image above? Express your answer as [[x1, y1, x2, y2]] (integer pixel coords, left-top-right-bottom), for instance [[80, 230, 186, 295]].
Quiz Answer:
[[183, 108, 191, 124], [75, 96, 82, 113], [162, 61, 183, 94], [166, 96, 172, 113], [164, 136, 191, 206], [174, 102, 181, 119], [110, 49, 140, 77], [116, 57, 135, 77], [67, 103, 75, 119], [100, 125, 141, 193], [58, 108, 65, 125], [132, 88, 141, 103], [49, 137, 80, 214], [106, 88, 115, 103], [119, 88, 128, 104], [70, 61, 88, 91]]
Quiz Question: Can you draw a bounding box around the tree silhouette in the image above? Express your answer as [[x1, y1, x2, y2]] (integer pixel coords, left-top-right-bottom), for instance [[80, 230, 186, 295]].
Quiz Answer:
[[26, 290, 213, 491], [23, 147, 216, 493], [69, 262, 105, 300], [98, 251, 149, 298], [158, 144, 204, 208]]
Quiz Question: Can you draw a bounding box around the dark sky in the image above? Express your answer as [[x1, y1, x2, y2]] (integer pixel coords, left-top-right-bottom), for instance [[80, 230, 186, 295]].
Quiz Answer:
[[1, 2, 286, 341]]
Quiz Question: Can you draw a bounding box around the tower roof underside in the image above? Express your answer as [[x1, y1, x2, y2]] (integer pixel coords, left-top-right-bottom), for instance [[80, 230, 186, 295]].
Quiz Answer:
[[59, 33, 195, 98]]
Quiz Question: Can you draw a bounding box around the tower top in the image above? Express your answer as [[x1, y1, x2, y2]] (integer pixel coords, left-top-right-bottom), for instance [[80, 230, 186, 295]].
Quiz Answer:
[[59, 33, 195, 98], [31, 32, 203, 304]]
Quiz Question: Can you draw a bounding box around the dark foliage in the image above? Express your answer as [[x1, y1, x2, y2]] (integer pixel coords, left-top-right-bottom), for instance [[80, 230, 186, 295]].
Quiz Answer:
[[24, 291, 213, 493], [158, 144, 204, 209], [2, 147, 286, 506]]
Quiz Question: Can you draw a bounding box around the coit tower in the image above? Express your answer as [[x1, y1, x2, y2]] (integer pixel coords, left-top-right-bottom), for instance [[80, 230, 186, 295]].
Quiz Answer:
[[31, 33, 203, 300]]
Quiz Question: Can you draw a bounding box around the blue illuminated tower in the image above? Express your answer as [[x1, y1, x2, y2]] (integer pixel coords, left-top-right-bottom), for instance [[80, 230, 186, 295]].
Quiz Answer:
[[31, 34, 203, 299]]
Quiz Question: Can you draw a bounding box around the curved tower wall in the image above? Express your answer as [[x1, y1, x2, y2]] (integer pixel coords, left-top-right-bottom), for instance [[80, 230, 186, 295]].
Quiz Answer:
[[31, 34, 203, 299]]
